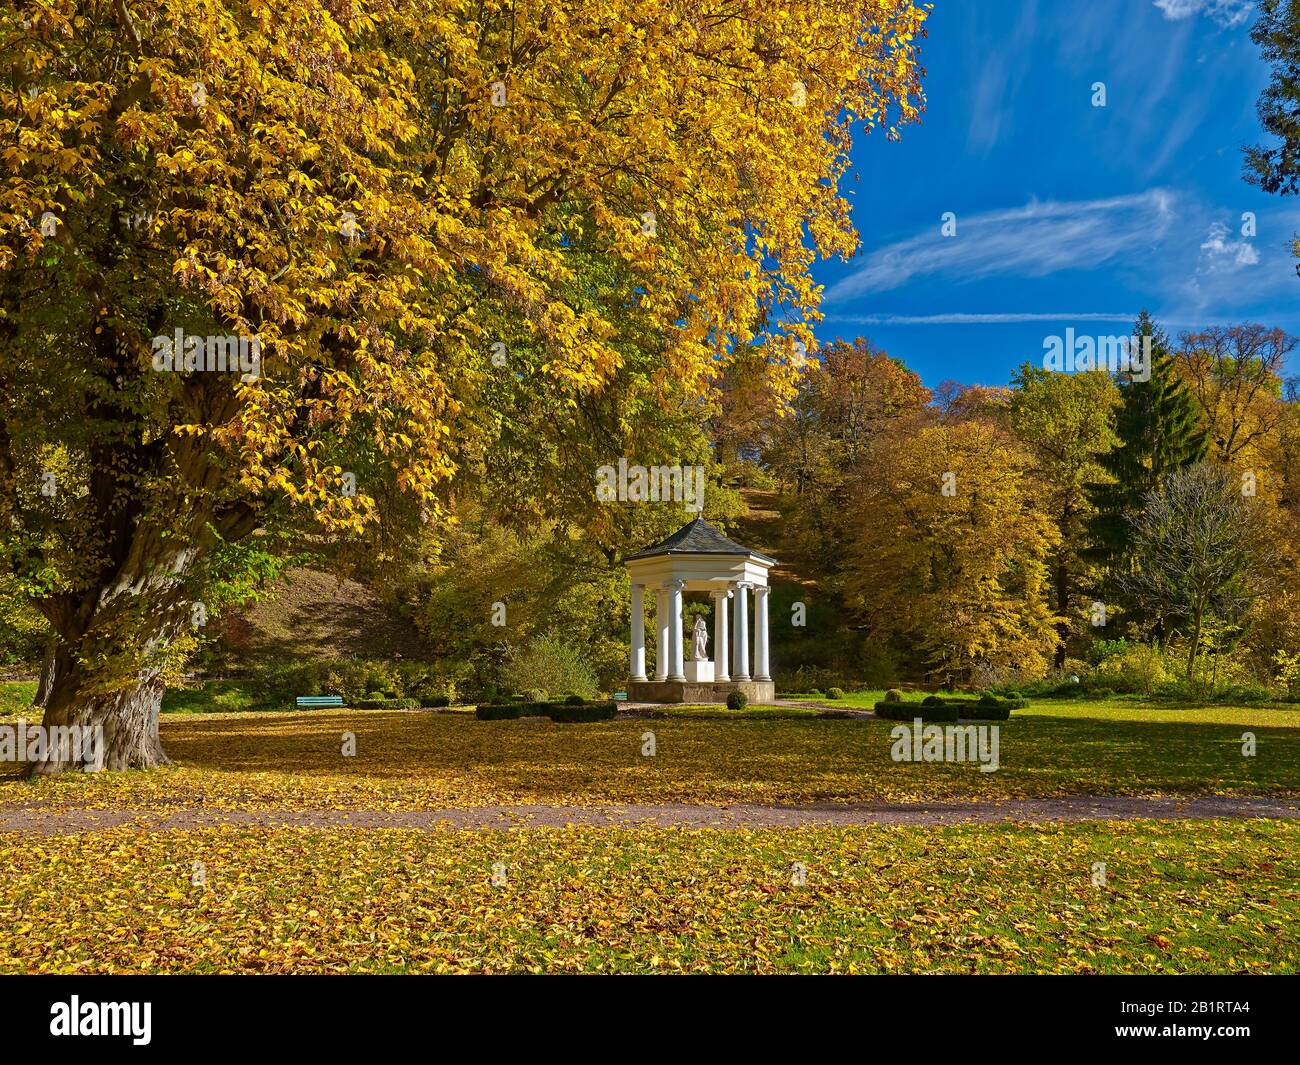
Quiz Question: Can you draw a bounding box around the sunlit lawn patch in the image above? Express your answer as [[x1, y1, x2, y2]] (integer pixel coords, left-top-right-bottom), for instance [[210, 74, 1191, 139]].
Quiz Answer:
[[0, 818, 1294, 974], [161, 681, 281, 715], [0, 681, 35, 718]]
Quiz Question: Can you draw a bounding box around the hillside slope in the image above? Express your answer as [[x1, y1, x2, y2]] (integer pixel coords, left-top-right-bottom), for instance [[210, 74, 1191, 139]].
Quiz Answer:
[[216, 567, 427, 666]]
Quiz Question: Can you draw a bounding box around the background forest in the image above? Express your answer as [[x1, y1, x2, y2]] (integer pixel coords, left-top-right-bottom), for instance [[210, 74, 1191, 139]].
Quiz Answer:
[[6, 313, 1294, 707]]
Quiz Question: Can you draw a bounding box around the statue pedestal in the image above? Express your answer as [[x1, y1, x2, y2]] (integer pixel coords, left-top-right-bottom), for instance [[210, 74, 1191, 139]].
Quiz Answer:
[[684, 660, 715, 683]]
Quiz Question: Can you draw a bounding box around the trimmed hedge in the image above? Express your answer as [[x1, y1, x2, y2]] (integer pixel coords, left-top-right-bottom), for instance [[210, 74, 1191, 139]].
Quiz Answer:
[[726, 690, 749, 710], [826, 687, 845, 700], [874, 701, 959, 722], [354, 697, 420, 710], [476, 703, 524, 720], [874, 693, 1025, 721], [961, 703, 1011, 721]]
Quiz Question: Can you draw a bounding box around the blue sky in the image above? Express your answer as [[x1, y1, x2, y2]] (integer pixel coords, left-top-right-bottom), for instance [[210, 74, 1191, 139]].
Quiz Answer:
[[812, 0, 1298, 388]]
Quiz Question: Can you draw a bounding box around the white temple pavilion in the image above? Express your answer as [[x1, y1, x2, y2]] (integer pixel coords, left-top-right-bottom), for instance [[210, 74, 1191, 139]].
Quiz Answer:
[[623, 517, 776, 703]]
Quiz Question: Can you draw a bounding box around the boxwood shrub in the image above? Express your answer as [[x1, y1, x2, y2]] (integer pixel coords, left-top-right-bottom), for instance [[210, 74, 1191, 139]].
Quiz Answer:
[[726, 689, 749, 710], [826, 687, 845, 700], [354, 697, 420, 710]]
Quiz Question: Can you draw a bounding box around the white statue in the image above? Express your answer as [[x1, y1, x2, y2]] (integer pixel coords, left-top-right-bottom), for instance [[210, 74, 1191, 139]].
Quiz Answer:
[[691, 615, 709, 661]]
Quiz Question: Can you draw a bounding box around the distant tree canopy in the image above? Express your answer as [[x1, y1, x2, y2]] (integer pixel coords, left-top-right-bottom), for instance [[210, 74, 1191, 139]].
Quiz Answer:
[[757, 319, 1297, 687]]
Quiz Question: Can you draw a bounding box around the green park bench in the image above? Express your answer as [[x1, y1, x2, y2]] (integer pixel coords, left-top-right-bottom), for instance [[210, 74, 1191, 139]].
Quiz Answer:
[[295, 695, 345, 709]]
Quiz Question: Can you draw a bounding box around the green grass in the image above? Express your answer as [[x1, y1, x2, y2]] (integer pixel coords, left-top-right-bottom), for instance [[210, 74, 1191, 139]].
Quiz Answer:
[[2, 679, 284, 717], [0, 681, 35, 718], [1, 818, 1295, 973], [161, 681, 280, 715]]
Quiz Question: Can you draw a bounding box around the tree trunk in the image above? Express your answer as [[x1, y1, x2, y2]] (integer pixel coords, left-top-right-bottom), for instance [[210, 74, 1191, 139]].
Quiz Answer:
[[33, 635, 61, 709], [28, 544, 193, 776], [1185, 608, 1204, 681], [31, 672, 169, 775], [1053, 557, 1070, 669]]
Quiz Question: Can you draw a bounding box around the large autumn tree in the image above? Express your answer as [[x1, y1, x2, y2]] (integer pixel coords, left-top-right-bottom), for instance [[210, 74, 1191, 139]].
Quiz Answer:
[[1008, 364, 1118, 667], [0, 0, 928, 771], [839, 420, 1061, 684]]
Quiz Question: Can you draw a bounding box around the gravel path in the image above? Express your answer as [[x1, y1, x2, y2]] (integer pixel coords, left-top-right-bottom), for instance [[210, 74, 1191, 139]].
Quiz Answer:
[[0, 794, 1297, 835]]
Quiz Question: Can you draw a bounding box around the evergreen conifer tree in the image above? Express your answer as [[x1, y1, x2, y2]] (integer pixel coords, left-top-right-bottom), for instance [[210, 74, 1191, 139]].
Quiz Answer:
[[1085, 311, 1208, 577]]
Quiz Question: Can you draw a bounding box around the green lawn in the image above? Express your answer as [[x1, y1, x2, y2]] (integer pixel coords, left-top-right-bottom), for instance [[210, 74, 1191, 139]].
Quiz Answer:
[[1, 818, 1294, 973]]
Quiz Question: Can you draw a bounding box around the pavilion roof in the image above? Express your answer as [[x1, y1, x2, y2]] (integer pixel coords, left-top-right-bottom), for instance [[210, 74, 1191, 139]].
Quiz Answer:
[[624, 517, 776, 564]]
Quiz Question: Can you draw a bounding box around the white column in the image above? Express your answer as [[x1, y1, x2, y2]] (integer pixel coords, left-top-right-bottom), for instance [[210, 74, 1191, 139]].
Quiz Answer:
[[711, 588, 731, 682], [732, 581, 751, 682], [655, 586, 669, 681], [754, 584, 771, 682], [630, 583, 647, 682], [667, 580, 685, 681]]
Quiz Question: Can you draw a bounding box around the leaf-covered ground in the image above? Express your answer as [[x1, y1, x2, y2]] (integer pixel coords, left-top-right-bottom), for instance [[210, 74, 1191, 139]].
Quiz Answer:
[[0, 819, 1294, 974], [0, 700, 1296, 812]]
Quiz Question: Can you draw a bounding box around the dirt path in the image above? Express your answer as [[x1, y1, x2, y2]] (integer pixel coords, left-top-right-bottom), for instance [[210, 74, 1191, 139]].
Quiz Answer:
[[0, 795, 1297, 835]]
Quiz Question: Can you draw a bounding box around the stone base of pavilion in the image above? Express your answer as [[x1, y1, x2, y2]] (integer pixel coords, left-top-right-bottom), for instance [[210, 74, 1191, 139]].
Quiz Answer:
[[627, 679, 775, 705]]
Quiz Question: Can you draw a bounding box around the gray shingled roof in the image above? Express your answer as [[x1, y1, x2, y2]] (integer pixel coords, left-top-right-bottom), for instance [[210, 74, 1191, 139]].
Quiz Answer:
[[624, 517, 776, 564]]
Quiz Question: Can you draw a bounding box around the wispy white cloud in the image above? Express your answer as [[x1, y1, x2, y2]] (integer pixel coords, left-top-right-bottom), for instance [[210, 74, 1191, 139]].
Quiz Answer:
[[1152, 0, 1254, 28], [828, 190, 1177, 302], [1141, 91, 1210, 179], [1198, 221, 1261, 270], [825, 312, 1139, 326], [965, 2, 1039, 154]]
